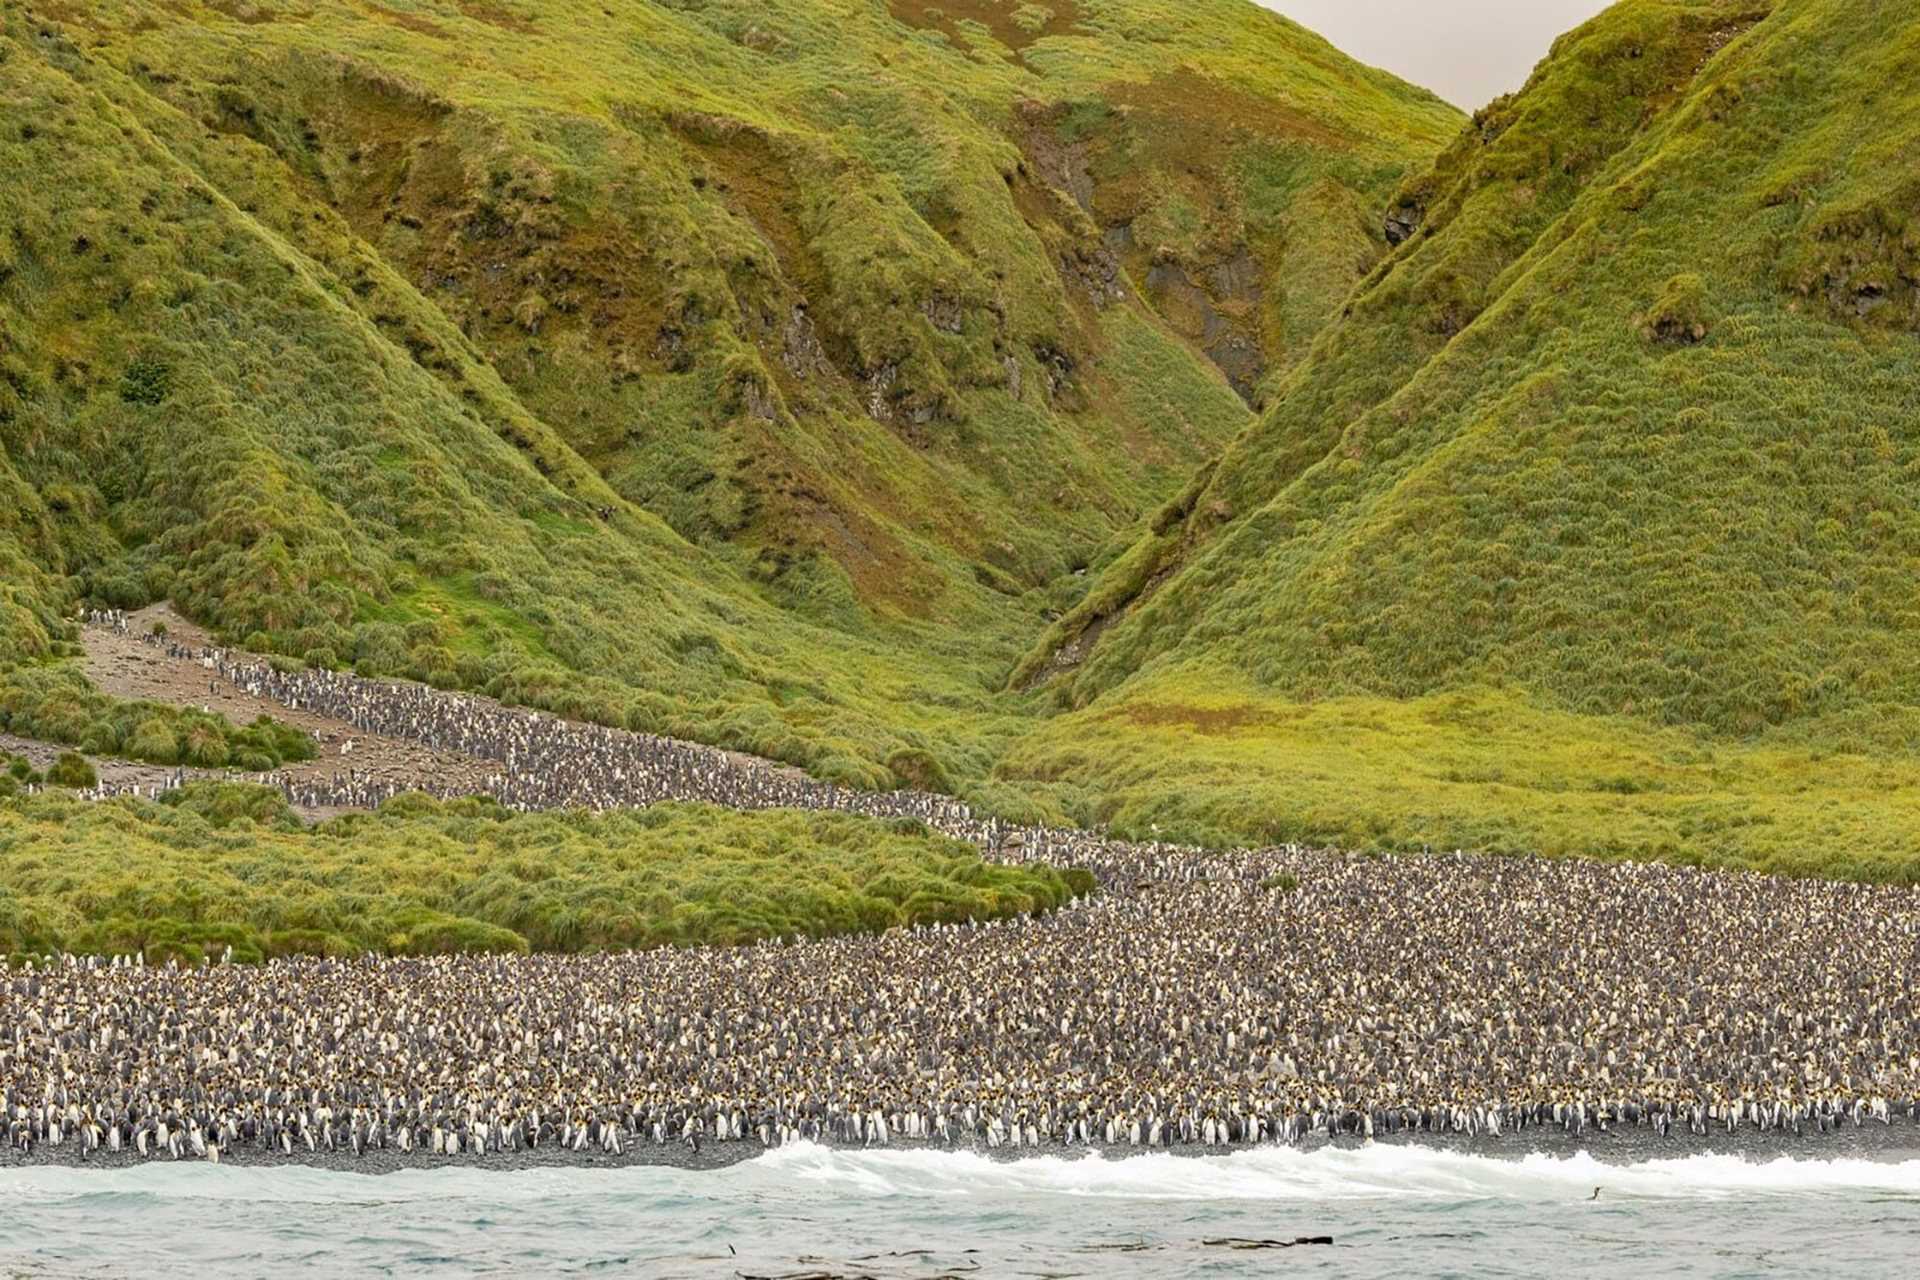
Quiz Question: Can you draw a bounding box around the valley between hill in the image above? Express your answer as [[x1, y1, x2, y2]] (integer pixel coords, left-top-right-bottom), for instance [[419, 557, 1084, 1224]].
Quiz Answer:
[[5, 0, 1920, 889]]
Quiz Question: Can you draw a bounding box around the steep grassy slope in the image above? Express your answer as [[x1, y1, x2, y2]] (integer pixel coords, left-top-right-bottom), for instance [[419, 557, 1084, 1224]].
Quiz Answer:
[[0, 0, 1454, 794], [7, 0, 1456, 601], [1009, 0, 1920, 875]]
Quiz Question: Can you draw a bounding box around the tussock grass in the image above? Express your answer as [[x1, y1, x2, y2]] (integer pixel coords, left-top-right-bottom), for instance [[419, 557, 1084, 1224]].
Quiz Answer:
[[1003, 677, 1920, 882], [0, 0, 1452, 794], [0, 784, 1094, 962], [9, 0, 1920, 904], [1020, 0, 1920, 877], [0, 664, 315, 769]]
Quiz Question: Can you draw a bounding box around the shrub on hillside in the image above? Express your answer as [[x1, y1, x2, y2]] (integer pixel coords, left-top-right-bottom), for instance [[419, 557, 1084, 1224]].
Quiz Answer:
[[127, 717, 180, 765], [885, 747, 952, 793], [0, 666, 313, 769], [1641, 273, 1713, 344], [117, 358, 174, 406], [44, 752, 97, 789]]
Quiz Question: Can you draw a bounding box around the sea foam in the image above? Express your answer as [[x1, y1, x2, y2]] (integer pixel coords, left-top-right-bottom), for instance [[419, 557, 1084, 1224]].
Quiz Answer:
[[6, 1142, 1919, 1206], [748, 1140, 1920, 1202]]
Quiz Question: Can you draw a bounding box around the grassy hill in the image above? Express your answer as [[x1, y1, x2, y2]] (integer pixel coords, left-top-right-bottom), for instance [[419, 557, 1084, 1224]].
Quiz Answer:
[[0, 0, 1455, 795], [1007, 0, 1920, 877], [18, 0, 1920, 896]]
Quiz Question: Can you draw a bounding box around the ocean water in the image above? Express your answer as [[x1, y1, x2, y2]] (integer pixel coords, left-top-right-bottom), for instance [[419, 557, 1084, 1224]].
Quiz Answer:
[[3, 1144, 1918, 1278]]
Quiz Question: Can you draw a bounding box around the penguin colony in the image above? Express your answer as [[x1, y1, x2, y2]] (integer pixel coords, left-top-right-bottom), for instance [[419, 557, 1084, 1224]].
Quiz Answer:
[[2, 619, 1912, 1163]]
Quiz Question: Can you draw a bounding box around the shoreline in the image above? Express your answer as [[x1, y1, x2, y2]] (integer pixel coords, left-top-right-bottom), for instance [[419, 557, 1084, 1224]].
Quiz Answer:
[[6, 619, 1915, 1189], [7, 1125, 1919, 1176]]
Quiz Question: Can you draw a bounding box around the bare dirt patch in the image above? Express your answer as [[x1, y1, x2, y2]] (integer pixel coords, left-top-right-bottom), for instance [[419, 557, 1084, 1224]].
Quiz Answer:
[[1118, 702, 1284, 734], [887, 0, 1084, 59], [0, 732, 190, 800], [455, 0, 536, 34], [365, 3, 450, 39], [84, 606, 506, 808]]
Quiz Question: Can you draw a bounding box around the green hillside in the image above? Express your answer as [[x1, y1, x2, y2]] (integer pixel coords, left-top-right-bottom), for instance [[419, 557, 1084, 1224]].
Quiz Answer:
[[0, 0, 1455, 793], [1008, 0, 1920, 876], [17, 0, 1919, 892]]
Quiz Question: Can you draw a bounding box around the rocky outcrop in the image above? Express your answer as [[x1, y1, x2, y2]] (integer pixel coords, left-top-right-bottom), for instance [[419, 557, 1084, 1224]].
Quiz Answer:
[[1384, 200, 1423, 246], [779, 304, 830, 378], [1141, 246, 1265, 404]]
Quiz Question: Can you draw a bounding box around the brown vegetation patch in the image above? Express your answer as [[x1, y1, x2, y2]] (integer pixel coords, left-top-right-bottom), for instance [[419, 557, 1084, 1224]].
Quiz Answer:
[[1117, 701, 1282, 734], [293, 73, 686, 388], [207, 0, 286, 22], [1046, 71, 1319, 401], [1637, 8, 1772, 125], [454, 0, 535, 34], [1015, 99, 1094, 212], [1105, 68, 1355, 167], [744, 445, 945, 619], [670, 114, 821, 298], [1089, 68, 1348, 258], [23, 0, 108, 30], [223, 65, 945, 611], [364, 3, 449, 39], [887, 0, 1083, 60]]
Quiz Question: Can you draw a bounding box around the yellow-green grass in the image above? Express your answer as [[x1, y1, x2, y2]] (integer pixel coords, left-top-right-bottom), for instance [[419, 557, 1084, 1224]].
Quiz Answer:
[[0, 785, 1094, 963], [1011, 0, 1920, 879], [1004, 674, 1920, 881], [13, 0, 1920, 898], [0, 0, 1456, 793]]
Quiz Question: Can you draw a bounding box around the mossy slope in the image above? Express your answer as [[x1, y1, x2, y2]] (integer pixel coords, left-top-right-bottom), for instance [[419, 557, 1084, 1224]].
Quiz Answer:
[[1013, 0, 1920, 868], [0, 0, 1455, 788]]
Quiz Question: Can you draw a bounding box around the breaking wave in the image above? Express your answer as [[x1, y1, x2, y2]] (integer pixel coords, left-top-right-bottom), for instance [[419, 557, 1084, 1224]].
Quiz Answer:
[[6, 1144, 1920, 1280], [751, 1141, 1920, 1201], [8, 1142, 1919, 1205]]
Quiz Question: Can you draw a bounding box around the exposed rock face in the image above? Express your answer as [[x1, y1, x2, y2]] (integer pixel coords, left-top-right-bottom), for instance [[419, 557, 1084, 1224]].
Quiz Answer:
[[780, 305, 829, 378], [742, 377, 779, 421], [1035, 345, 1076, 402], [865, 363, 898, 422], [1061, 245, 1128, 308], [921, 294, 965, 334], [1650, 316, 1707, 345], [1384, 202, 1423, 246], [1143, 247, 1266, 404]]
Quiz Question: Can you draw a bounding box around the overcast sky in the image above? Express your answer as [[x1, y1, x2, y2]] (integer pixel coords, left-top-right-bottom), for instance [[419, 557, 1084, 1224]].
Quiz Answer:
[[1259, 0, 1614, 110]]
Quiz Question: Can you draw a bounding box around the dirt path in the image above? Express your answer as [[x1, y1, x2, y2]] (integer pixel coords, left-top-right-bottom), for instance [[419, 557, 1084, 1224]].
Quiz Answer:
[[0, 731, 190, 799], [42, 603, 814, 821], [87, 606, 505, 785]]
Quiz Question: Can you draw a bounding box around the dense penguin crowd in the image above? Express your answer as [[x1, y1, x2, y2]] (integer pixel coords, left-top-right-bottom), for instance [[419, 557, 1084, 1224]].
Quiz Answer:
[[83, 626, 1069, 851], [6, 848, 1919, 1163], [4, 619, 1914, 1164]]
